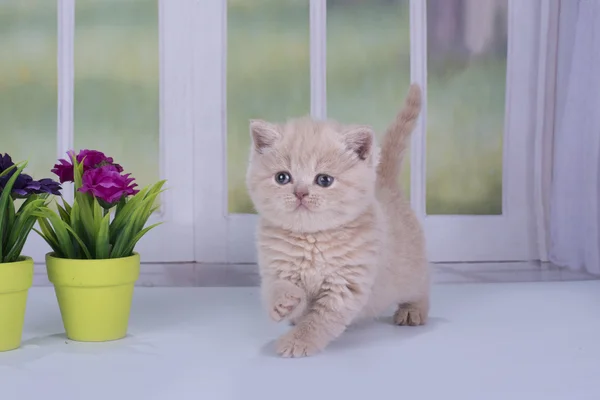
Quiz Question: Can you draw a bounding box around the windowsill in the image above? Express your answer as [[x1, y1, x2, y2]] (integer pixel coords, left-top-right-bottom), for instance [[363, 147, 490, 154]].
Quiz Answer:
[[32, 261, 598, 287], [7, 280, 600, 399]]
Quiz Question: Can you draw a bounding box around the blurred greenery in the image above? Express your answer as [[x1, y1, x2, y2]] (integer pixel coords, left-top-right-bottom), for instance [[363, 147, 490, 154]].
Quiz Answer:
[[1, 0, 504, 217], [0, 0, 57, 183], [228, 0, 505, 215], [73, 0, 159, 190], [0, 0, 159, 192]]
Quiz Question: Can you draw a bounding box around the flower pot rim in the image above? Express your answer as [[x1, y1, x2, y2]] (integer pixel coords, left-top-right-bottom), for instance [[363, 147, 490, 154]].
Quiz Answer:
[[0, 256, 33, 265], [45, 252, 140, 287], [45, 252, 139, 263], [0, 256, 34, 293]]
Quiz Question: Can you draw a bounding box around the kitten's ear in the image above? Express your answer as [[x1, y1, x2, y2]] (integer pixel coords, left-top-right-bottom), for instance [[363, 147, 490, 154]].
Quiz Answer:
[[250, 119, 280, 153], [344, 125, 374, 160]]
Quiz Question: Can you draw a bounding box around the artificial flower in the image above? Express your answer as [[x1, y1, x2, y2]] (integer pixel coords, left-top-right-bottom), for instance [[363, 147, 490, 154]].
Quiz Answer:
[[37, 148, 163, 260], [51, 157, 74, 183], [52, 149, 123, 183], [0, 153, 62, 197], [33, 178, 63, 195], [0, 153, 13, 172], [79, 165, 139, 205]]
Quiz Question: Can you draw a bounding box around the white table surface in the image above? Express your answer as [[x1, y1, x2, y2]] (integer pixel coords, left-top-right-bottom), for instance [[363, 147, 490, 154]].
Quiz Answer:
[[1, 281, 599, 400]]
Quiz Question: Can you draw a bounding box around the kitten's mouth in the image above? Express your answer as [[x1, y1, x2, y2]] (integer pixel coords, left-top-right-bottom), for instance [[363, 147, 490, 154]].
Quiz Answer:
[[294, 200, 309, 211]]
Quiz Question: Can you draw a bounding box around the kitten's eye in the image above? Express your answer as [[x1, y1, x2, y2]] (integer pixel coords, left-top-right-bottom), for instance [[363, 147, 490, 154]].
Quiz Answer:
[[315, 174, 334, 188], [275, 171, 291, 185]]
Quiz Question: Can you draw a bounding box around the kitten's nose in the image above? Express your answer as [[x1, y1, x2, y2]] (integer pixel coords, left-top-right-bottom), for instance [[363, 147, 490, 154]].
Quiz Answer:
[[294, 188, 309, 199]]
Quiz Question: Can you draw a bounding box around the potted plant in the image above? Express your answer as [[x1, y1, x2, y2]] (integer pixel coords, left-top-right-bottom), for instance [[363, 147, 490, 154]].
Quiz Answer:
[[0, 153, 61, 351], [35, 149, 165, 342]]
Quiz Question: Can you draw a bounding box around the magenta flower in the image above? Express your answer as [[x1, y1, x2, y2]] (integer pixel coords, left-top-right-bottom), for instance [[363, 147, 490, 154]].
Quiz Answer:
[[79, 165, 139, 204], [52, 149, 123, 183], [52, 158, 75, 183], [77, 149, 121, 170]]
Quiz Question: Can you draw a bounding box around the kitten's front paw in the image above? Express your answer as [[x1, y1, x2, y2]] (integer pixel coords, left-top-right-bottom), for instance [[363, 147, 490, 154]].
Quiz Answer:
[[394, 302, 428, 326], [276, 330, 322, 358], [270, 292, 302, 322]]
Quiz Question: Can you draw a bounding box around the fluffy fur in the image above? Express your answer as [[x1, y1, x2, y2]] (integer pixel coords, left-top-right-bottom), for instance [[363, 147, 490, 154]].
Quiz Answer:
[[246, 84, 429, 357]]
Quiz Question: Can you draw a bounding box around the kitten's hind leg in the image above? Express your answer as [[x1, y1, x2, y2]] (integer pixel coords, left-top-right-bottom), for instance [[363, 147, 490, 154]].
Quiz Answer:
[[393, 297, 429, 326]]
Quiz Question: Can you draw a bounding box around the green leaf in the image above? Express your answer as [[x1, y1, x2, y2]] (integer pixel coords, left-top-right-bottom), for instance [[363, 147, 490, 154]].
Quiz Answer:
[[110, 187, 149, 241], [92, 196, 105, 247], [2, 197, 15, 253], [33, 228, 62, 256], [121, 222, 162, 257], [95, 213, 111, 259], [74, 190, 95, 253], [0, 162, 27, 261], [109, 180, 166, 245], [19, 194, 40, 209], [69, 200, 86, 257], [36, 214, 62, 257], [72, 153, 84, 190], [6, 196, 16, 228], [116, 195, 127, 216], [6, 198, 45, 256], [37, 215, 58, 244], [77, 192, 95, 235], [110, 206, 143, 258], [69, 154, 96, 255], [62, 197, 72, 215], [56, 202, 71, 225], [5, 215, 38, 262], [111, 180, 166, 258], [64, 224, 92, 260], [35, 209, 92, 259], [34, 209, 76, 259]]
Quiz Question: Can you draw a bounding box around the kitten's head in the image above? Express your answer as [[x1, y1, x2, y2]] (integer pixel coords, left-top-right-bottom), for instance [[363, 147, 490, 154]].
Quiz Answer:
[[246, 116, 378, 233]]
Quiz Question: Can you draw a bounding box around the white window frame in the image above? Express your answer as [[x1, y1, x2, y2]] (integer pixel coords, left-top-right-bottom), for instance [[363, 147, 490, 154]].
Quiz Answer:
[[194, 0, 557, 264], [23, 0, 196, 263], [413, 0, 559, 262]]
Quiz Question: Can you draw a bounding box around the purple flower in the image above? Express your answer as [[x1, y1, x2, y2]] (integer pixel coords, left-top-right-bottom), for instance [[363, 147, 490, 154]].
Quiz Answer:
[[52, 149, 123, 184], [77, 149, 114, 169], [0, 153, 13, 172], [0, 154, 15, 189], [51, 158, 74, 184], [1, 153, 62, 198], [11, 173, 40, 197], [78, 165, 139, 204], [34, 178, 62, 196]]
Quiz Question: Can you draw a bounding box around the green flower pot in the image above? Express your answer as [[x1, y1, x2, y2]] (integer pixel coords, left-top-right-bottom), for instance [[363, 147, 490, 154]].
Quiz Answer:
[[46, 252, 140, 342], [0, 256, 33, 352]]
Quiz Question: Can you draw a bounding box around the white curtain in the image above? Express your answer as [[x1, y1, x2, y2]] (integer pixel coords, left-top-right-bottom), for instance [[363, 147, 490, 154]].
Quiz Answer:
[[550, 0, 600, 275]]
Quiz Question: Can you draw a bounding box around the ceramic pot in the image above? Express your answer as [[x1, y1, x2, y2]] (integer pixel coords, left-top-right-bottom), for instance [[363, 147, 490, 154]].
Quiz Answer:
[[46, 252, 140, 342], [0, 256, 33, 351]]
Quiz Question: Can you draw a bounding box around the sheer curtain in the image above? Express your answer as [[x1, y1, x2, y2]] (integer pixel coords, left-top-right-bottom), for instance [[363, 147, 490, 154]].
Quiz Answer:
[[550, 0, 600, 275]]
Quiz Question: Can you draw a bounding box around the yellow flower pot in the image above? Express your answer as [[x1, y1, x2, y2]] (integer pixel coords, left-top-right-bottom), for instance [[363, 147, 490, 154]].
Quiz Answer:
[[46, 252, 140, 342], [0, 256, 33, 352]]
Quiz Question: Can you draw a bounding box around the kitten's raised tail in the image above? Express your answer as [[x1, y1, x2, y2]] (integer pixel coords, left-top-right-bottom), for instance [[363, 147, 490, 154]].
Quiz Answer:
[[376, 83, 422, 188]]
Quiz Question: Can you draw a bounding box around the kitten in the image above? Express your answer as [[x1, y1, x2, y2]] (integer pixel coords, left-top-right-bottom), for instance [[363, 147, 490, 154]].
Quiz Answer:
[[246, 84, 428, 357]]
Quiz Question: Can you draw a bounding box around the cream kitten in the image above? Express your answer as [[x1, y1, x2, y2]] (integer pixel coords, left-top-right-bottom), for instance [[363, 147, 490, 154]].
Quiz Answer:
[[246, 84, 428, 358]]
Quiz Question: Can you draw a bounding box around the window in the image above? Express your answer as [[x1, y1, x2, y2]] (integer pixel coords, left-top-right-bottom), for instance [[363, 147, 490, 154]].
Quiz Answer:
[[194, 0, 552, 263]]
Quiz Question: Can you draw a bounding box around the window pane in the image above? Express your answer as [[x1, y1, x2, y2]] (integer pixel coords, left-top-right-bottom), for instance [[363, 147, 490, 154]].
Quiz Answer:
[[0, 1, 57, 180], [327, 0, 411, 194], [426, 0, 507, 215], [74, 0, 159, 190], [227, 0, 310, 214]]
